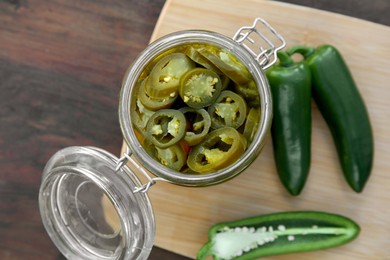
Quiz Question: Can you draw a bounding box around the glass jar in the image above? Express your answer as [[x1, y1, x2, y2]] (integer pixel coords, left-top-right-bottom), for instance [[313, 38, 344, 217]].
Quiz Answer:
[[39, 146, 155, 259], [39, 18, 285, 259]]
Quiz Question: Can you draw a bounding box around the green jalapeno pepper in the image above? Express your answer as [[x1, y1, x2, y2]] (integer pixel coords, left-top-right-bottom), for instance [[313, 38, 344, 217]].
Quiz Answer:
[[187, 127, 247, 173], [146, 109, 186, 148], [266, 51, 312, 196], [197, 211, 360, 260], [288, 45, 374, 193], [179, 107, 211, 146], [179, 68, 222, 109], [147, 53, 195, 98], [143, 139, 187, 171], [208, 90, 247, 129]]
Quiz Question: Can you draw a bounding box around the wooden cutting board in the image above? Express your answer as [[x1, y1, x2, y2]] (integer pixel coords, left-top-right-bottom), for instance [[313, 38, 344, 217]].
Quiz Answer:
[[121, 0, 390, 258]]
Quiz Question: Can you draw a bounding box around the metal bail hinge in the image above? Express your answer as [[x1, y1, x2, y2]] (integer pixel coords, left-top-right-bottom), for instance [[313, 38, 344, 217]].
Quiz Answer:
[[116, 151, 164, 193], [233, 17, 286, 70]]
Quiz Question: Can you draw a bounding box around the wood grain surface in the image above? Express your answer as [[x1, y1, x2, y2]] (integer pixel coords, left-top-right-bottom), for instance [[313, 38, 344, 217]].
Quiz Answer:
[[120, 0, 390, 259], [0, 0, 171, 259], [0, 0, 389, 259]]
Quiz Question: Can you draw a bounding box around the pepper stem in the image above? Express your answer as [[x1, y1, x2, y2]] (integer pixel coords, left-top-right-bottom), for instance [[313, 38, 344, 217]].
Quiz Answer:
[[276, 51, 294, 67], [196, 241, 213, 260], [287, 45, 315, 59]]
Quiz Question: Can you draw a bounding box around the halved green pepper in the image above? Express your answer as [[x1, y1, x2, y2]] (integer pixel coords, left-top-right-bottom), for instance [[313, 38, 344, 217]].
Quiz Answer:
[[179, 68, 222, 109], [146, 109, 186, 148], [288, 45, 374, 193], [187, 127, 247, 173], [208, 90, 247, 129], [197, 211, 360, 260], [266, 51, 312, 196]]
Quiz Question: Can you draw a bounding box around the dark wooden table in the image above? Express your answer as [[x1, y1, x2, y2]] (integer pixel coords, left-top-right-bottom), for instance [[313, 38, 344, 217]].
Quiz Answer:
[[0, 0, 388, 259]]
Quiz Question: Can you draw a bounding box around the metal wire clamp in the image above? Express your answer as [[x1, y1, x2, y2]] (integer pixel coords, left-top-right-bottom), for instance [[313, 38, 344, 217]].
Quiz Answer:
[[233, 17, 286, 70], [116, 149, 164, 193]]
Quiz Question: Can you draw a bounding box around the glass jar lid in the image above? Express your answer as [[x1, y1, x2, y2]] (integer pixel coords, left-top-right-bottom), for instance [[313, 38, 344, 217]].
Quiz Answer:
[[38, 146, 155, 260]]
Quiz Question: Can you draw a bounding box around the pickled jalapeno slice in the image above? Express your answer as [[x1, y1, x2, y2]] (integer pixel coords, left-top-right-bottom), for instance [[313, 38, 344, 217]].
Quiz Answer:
[[185, 45, 231, 90], [220, 74, 231, 90], [234, 80, 261, 107], [139, 46, 188, 80], [134, 127, 146, 144], [138, 77, 177, 110], [148, 53, 195, 98], [208, 90, 247, 129], [130, 82, 155, 131], [198, 47, 252, 85], [243, 107, 261, 143], [184, 46, 222, 73], [143, 139, 187, 171], [179, 68, 222, 109], [187, 127, 247, 173], [130, 43, 262, 174], [146, 109, 186, 148], [179, 107, 211, 146]]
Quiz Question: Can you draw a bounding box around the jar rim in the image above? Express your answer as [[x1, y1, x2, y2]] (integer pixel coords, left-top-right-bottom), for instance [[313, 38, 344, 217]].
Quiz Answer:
[[119, 30, 272, 186]]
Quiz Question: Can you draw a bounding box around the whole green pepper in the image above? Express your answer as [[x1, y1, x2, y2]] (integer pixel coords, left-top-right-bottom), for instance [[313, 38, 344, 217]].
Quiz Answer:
[[288, 45, 374, 192], [197, 211, 360, 260], [266, 51, 312, 196]]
